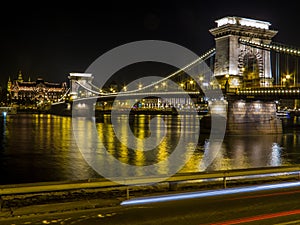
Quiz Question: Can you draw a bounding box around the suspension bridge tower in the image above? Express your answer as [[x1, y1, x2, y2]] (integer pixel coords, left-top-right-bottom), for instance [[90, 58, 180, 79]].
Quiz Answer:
[[208, 16, 283, 134], [68, 73, 94, 99], [209, 16, 278, 89]]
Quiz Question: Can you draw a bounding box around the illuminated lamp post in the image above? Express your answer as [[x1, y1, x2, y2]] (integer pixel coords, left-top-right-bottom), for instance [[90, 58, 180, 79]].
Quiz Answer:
[[189, 80, 194, 90], [285, 74, 293, 87], [180, 83, 185, 89], [282, 77, 286, 87]]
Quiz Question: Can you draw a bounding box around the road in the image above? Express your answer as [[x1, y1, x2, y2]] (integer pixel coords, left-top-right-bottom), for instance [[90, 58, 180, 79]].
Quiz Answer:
[[2, 181, 300, 225]]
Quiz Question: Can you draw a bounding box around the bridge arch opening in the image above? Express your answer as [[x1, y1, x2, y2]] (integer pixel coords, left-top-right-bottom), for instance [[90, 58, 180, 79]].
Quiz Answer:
[[240, 51, 263, 87]]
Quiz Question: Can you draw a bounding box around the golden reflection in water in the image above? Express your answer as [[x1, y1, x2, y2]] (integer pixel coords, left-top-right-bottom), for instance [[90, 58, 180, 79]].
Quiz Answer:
[[137, 115, 146, 138], [154, 115, 169, 175], [180, 147, 202, 173], [156, 136, 169, 175], [118, 115, 129, 144], [293, 132, 297, 146], [38, 115, 45, 147], [118, 143, 129, 177], [106, 121, 115, 156], [4, 113, 300, 184], [97, 120, 119, 177], [46, 114, 52, 149], [97, 116, 129, 177], [118, 117, 129, 166], [63, 117, 95, 179], [33, 115, 42, 150], [230, 139, 250, 168], [61, 116, 71, 149], [117, 116, 132, 162], [134, 116, 146, 173], [133, 115, 148, 151], [72, 114, 289, 179]]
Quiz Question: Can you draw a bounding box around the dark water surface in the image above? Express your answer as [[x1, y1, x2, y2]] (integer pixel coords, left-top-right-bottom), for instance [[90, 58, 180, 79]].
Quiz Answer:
[[0, 113, 299, 185]]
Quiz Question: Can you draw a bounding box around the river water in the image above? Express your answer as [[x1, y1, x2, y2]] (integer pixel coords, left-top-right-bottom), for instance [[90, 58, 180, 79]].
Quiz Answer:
[[0, 113, 300, 185]]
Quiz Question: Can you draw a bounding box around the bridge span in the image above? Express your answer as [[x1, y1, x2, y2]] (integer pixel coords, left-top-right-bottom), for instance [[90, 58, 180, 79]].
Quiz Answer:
[[50, 16, 300, 135]]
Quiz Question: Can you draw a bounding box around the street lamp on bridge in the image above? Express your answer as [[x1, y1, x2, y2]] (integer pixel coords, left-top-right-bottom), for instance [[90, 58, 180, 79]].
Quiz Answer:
[[282, 74, 294, 87], [281, 77, 287, 87]]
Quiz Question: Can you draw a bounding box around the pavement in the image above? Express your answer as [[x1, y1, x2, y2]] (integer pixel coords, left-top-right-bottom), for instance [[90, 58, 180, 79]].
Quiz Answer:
[[0, 197, 123, 220]]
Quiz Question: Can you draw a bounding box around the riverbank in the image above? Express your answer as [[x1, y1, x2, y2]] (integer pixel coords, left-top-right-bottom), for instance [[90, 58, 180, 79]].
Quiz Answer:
[[1, 166, 299, 220]]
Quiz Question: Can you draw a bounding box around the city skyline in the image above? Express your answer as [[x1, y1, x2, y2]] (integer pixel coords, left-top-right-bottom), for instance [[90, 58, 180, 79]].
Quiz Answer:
[[2, 3, 300, 223], [1, 1, 300, 87]]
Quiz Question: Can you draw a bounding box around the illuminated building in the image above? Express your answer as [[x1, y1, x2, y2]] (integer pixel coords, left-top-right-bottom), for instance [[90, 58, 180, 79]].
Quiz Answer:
[[8, 70, 67, 107]]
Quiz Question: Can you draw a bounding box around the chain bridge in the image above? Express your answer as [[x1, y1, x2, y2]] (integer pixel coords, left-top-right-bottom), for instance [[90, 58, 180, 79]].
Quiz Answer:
[[50, 16, 300, 134]]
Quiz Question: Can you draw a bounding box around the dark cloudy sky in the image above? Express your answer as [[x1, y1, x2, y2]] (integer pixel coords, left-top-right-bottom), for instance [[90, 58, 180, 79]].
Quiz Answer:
[[0, 1, 299, 87]]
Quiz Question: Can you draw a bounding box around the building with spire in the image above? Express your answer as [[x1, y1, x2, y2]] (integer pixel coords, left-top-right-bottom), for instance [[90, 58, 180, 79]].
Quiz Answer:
[[8, 71, 67, 108], [17, 70, 23, 83], [7, 76, 12, 93]]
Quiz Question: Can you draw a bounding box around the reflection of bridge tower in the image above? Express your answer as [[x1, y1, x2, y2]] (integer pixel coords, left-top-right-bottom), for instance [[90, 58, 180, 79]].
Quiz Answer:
[[68, 73, 94, 99], [209, 16, 278, 88]]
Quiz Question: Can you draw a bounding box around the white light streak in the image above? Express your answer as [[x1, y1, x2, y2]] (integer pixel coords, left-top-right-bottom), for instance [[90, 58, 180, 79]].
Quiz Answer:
[[121, 181, 300, 206]]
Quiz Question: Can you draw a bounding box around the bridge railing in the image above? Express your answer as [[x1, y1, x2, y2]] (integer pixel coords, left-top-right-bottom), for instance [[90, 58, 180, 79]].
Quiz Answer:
[[1, 166, 299, 196], [236, 86, 300, 96]]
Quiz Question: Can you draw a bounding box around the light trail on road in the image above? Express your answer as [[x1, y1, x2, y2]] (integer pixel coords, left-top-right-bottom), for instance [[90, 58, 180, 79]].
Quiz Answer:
[[121, 181, 300, 205]]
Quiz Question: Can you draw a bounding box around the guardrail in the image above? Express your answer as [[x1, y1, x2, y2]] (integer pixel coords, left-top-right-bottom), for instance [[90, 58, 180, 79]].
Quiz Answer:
[[1, 166, 300, 197]]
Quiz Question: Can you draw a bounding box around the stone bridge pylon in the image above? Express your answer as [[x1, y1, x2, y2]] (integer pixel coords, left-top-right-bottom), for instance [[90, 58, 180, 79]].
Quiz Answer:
[[68, 72, 94, 99], [209, 16, 278, 89], [208, 16, 282, 134]]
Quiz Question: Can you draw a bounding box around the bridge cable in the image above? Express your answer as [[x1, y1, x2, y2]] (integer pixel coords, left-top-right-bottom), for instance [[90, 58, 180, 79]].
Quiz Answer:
[[83, 48, 216, 95], [239, 39, 300, 57]]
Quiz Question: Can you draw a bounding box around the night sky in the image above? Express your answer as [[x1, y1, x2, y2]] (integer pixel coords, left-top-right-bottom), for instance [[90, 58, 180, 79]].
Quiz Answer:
[[0, 1, 299, 87]]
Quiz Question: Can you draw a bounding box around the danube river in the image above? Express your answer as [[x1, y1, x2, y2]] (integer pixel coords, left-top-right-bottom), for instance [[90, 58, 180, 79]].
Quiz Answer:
[[0, 113, 300, 185]]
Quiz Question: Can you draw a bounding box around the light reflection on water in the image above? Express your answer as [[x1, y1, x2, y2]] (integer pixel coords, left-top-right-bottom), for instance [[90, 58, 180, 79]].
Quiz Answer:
[[0, 114, 299, 185]]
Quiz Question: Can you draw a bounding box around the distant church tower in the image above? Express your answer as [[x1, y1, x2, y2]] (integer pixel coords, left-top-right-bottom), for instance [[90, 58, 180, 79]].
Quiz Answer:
[[17, 70, 23, 82], [7, 76, 12, 92]]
